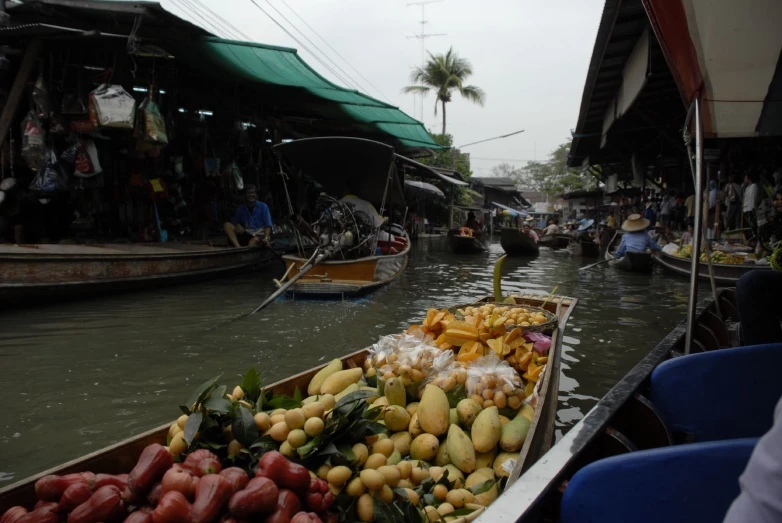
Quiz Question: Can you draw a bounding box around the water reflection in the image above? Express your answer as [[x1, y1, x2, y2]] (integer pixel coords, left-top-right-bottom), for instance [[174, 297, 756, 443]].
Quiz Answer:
[[0, 237, 699, 482]]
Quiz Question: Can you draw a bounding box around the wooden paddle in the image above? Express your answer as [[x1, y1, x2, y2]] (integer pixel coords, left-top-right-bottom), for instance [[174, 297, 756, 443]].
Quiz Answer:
[[250, 247, 333, 314], [579, 258, 612, 271]]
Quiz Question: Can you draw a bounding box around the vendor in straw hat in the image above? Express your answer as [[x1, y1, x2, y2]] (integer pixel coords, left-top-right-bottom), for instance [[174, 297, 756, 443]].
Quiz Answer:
[[614, 213, 663, 258]]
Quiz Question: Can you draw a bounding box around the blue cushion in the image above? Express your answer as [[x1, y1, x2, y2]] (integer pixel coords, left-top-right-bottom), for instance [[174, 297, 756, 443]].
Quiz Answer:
[[650, 343, 782, 442], [561, 438, 757, 523]]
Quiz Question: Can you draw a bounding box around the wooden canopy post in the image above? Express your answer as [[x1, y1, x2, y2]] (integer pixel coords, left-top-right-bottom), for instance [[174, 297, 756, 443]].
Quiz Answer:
[[0, 40, 43, 150]]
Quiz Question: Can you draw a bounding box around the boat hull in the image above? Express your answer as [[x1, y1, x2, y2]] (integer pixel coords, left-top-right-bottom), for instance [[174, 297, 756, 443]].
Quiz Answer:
[[0, 292, 577, 515], [653, 251, 770, 285], [282, 234, 410, 297], [607, 250, 654, 272], [500, 228, 540, 256], [539, 234, 570, 249], [447, 229, 489, 253], [568, 240, 600, 258], [0, 243, 269, 303]]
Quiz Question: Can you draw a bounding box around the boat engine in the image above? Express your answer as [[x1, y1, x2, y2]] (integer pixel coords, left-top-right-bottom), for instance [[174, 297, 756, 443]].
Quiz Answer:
[[313, 195, 375, 258]]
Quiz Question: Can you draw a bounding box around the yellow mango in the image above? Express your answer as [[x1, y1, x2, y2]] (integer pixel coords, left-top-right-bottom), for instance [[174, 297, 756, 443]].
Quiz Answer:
[[493, 451, 520, 477], [446, 424, 476, 474], [417, 384, 450, 436], [471, 406, 502, 453], [321, 367, 363, 395], [500, 416, 531, 452], [308, 359, 343, 396], [384, 378, 406, 407], [475, 448, 497, 470]]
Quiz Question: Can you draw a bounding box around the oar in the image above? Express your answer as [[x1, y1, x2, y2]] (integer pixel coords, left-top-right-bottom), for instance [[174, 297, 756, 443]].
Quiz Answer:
[[250, 247, 331, 314], [542, 286, 558, 308], [579, 258, 612, 271]]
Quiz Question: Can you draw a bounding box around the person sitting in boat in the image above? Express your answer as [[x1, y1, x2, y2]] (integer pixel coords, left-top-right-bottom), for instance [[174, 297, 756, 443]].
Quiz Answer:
[[223, 185, 272, 248], [465, 211, 481, 231], [679, 224, 694, 246], [522, 223, 539, 243], [614, 214, 663, 258], [541, 219, 559, 237]]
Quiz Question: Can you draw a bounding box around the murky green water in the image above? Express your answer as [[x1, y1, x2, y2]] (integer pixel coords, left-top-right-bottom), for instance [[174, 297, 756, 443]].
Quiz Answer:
[[0, 238, 697, 482]]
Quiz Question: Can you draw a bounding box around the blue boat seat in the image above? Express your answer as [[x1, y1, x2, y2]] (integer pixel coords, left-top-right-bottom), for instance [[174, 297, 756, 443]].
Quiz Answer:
[[650, 343, 782, 442], [561, 438, 757, 523]]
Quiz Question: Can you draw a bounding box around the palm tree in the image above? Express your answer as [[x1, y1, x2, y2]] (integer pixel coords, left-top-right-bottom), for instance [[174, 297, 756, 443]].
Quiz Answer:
[[402, 47, 485, 135]]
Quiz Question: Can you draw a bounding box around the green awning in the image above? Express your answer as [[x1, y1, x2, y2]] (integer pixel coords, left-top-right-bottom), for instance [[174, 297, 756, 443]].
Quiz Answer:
[[175, 37, 441, 150]]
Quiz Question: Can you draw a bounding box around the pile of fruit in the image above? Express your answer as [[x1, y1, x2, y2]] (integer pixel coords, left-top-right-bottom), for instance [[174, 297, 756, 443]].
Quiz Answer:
[[675, 245, 746, 265], [1, 305, 552, 523]]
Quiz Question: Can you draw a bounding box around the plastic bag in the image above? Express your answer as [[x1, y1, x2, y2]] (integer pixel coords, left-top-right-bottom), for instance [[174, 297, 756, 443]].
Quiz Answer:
[[73, 140, 102, 178], [465, 354, 525, 412], [366, 330, 440, 399], [229, 162, 244, 191], [32, 70, 49, 118], [92, 84, 136, 129], [21, 111, 46, 170], [663, 243, 680, 255], [425, 352, 467, 407], [29, 149, 68, 193], [139, 98, 168, 144]]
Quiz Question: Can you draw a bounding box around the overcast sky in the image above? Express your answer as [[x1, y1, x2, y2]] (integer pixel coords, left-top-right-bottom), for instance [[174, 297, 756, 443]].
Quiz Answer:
[[161, 0, 604, 177]]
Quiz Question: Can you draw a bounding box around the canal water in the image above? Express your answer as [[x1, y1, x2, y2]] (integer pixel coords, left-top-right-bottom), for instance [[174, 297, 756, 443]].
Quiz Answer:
[[0, 238, 697, 483]]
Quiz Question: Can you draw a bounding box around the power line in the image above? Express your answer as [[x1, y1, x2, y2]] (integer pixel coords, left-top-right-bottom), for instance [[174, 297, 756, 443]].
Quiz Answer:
[[261, 0, 362, 91], [277, 0, 392, 103], [169, 0, 231, 38], [247, 0, 357, 89], [188, 0, 253, 40]]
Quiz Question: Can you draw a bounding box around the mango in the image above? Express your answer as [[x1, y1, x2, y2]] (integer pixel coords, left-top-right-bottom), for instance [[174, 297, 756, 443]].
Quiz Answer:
[[418, 384, 450, 436], [321, 367, 363, 395], [517, 403, 535, 422], [500, 416, 531, 452], [410, 433, 439, 461], [334, 383, 360, 402], [456, 399, 482, 427], [308, 359, 343, 396], [493, 451, 519, 477], [449, 408, 459, 427], [390, 431, 412, 456], [409, 412, 423, 437], [359, 386, 379, 404], [471, 406, 502, 453], [384, 405, 411, 432], [405, 402, 419, 417], [446, 424, 476, 474], [434, 439, 450, 466], [475, 448, 497, 469], [386, 449, 402, 465], [442, 464, 465, 488], [466, 468, 497, 506], [384, 378, 407, 407]]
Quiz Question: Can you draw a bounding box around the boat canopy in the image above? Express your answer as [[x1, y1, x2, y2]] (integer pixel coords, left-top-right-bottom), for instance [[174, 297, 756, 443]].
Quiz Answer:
[[404, 180, 445, 199], [273, 137, 405, 207], [492, 201, 527, 218]]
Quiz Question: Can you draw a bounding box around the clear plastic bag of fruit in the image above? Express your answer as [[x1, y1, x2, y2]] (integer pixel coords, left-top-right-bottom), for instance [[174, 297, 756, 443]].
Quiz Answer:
[[424, 351, 467, 406], [366, 331, 441, 401], [465, 354, 526, 413]]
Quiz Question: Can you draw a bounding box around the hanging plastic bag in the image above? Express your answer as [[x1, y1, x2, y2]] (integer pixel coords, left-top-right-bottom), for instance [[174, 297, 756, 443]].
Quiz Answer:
[[29, 148, 68, 193], [465, 354, 526, 414], [73, 140, 102, 178], [21, 110, 46, 170], [92, 84, 136, 129], [143, 99, 168, 144], [204, 157, 220, 177], [229, 162, 244, 191], [32, 69, 49, 119]]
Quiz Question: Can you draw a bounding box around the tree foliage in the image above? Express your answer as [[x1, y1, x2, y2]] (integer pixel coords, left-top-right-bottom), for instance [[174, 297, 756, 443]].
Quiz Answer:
[[402, 47, 485, 135], [514, 141, 592, 198]]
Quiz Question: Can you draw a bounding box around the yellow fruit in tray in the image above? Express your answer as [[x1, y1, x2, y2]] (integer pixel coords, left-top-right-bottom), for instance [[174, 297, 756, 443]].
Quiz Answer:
[[384, 405, 411, 432], [446, 424, 476, 474], [410, 433, 440, 461], [384, 378, 406, 407], [321, 368, 363, 395], [456, 398, 483, 427], [494, 452, 520, 478], [445, 321, 480, 347], [471, 406, 502, 453], [308, 359, 343, 396], [487, 338, 511, 357], [418, 384, 450, 436], [475, 447, 497, 470]]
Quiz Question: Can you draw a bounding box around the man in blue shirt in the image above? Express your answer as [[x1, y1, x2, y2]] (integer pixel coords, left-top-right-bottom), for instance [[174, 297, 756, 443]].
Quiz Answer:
[[223, 185, 272, 248], [615, 213, 662, 258]]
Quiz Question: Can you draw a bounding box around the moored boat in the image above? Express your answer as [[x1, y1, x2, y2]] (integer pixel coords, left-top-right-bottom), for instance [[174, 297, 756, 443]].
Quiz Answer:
[[0, 242, 271, 303], [500, 227, 540, 256], [447, 228, 490, 253], [538, 234, 570, 250], [0, 291, 577, 518], [652, 251, 770, 286]]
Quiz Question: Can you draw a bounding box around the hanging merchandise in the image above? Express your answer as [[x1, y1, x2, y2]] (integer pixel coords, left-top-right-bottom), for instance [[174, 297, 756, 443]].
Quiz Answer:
[[32, 68, 50, 119], [136, 97, 168, 144], [29, 148, 68, 193], [229, 162, 244, 191], [91, 84, 136, 129], [172, 156, 184, 180], [204, 157, 220, 177], [21, 110, 46, 170], [73, 140, 102, 178], [69, 94, 98, 133]]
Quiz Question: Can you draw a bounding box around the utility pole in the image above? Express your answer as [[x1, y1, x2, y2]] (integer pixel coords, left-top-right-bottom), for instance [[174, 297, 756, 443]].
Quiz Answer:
[[406, 0, 445, 120]]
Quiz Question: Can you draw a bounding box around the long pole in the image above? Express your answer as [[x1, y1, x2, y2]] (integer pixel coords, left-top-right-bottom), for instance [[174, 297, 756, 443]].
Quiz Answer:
[[685, 98, 705, 355]]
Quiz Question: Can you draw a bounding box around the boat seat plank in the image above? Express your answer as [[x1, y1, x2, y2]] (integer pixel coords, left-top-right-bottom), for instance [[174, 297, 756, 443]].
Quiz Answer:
[[610, 394, 672, 450], [561, 438, 757, 523], [650, 344, 782, 443], [701, 311, 731, 347], [720, 297, 740, 321], [694, 323, 721, 351]]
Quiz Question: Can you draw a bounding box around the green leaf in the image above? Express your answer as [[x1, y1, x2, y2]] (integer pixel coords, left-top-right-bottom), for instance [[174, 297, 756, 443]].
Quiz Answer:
[[264, 395, 302, 410], [249, 435, 278, 452], [293, 386, 302, 402], [333, 390, 375, 412], [256, 390, 264, 412], [241, 368, 261, 401], [297, 435, 321, 458], [203, 397, 232, 414], [422, 493, 436, 506], [335, 441, 356, 463], [365, 374, 378, 388], [183, 411, 203, 446], [179, 405, 191, 416], [363, 405, 384, 421], [232, 405, 259, 447], [212, 385, 227, 401], [185, 374, 222, 410], [468, 479, 496, 495]]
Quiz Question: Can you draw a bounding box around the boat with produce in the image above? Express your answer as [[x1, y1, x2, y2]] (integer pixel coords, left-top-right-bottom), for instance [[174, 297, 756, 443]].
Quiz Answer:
[[272, 138, 411, 298], [538, 234, 570, 250], [652, 249, 770, 286], [605, 249, 654, 273], [0, 242, 271, 303], [447, 228, 490, 254], [499, 228, 539, 256], [0, 277, 577, 523]]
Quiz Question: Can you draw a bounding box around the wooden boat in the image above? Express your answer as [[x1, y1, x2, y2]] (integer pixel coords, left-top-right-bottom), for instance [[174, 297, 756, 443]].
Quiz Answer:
[[272, 137, 410, 298], [567, 239, 600, 257], [447, 228, 490, 253], [500, 227, 540, 256], [282, 235, 411, 298], [481, 289, 742, 522], [0, 242, 271, 303], [0, 292, 577, 514], [606, 249, 654, 272], [652, 251, 770, 285], [539, 233, 570, 249]]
